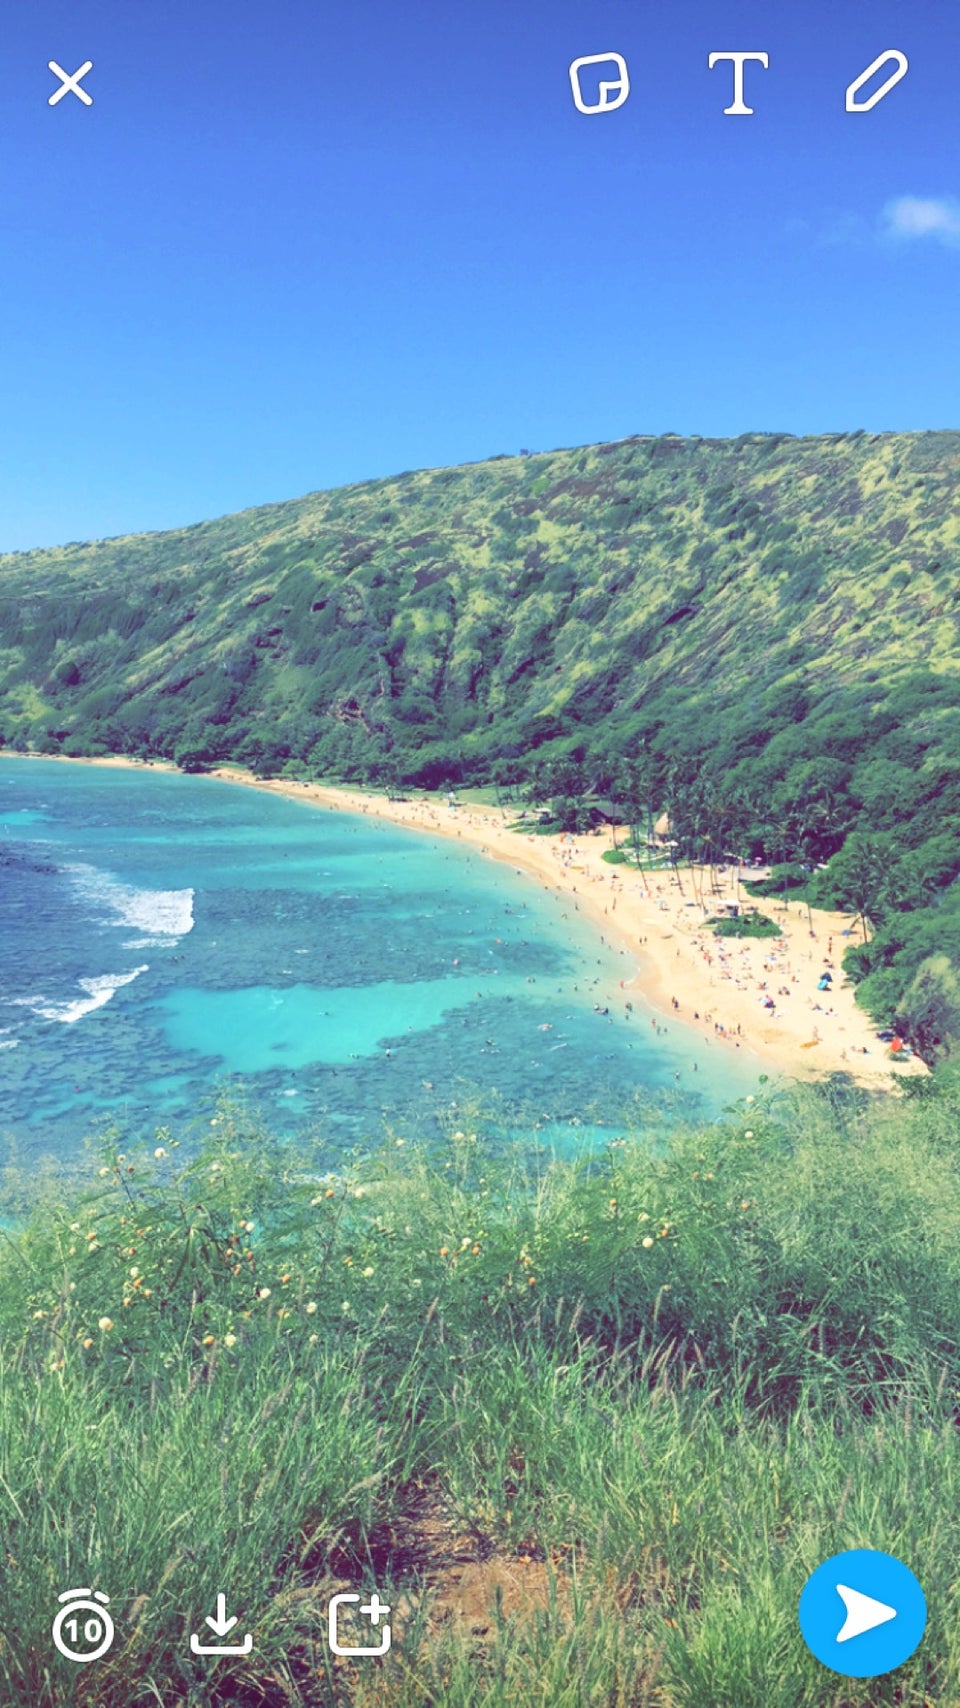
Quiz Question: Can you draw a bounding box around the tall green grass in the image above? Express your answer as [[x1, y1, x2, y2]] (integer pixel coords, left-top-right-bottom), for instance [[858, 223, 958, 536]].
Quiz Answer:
[[1, 1082, 959, 1705]]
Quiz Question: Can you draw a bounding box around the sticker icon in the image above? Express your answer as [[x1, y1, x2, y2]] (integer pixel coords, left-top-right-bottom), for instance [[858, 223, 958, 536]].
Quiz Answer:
[[328, 1591, 392, 1657], [798, 1549, 926, 1679], [568, 53, 630, 116], [52, 1588, 115, 1664]]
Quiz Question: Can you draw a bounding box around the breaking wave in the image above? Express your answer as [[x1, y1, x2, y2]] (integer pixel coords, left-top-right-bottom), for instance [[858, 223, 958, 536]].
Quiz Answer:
[[9, 966, 149, 1025], [65, 863, 194, 943]]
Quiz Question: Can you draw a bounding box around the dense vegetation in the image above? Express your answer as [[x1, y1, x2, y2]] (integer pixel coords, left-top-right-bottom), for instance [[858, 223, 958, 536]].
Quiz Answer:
[[707, 912, 781, 940], [2, 1083, 960, 1707], [1, 430, 959, 1058]]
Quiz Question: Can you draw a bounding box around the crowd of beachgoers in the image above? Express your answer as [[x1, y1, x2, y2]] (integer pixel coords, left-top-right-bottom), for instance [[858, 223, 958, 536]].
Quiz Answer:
[[209, 770, 924, 1088]]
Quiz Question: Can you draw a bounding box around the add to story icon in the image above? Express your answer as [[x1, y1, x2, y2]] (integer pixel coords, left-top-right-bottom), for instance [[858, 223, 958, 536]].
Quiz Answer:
[[190, 1593, 253, 1657], [328, 1591, 392, 1657], [52, 1588, 115, 1664]]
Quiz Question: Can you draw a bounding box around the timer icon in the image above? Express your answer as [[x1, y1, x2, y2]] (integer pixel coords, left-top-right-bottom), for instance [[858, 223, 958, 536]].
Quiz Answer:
[[52, 1588, 115, 1663]]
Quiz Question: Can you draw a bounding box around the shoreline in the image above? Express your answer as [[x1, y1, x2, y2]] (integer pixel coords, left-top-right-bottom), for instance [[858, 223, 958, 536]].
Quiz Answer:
[[1, 750, 925, 1090]]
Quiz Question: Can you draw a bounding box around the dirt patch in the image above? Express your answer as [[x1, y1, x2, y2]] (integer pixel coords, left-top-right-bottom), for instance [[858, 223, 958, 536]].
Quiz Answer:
[[336, 1485, 569, 1642]]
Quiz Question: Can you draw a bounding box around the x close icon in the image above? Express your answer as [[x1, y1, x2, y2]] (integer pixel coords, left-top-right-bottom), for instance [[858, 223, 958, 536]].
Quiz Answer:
[[48, 61, 94, 107]]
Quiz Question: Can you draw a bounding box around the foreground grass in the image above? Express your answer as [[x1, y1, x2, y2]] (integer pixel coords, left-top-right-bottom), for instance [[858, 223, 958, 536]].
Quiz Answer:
[[1, 1083, 959, 1705]]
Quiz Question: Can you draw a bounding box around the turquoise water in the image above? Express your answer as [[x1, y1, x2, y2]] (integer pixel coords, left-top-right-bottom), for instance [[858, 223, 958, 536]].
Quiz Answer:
[[0, 759, 759, 1164]]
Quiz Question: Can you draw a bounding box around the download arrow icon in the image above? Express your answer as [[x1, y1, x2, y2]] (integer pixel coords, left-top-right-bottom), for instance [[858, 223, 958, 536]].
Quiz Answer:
[[205, 1594, 239, 1638], [190, 1594, 253, 1656]]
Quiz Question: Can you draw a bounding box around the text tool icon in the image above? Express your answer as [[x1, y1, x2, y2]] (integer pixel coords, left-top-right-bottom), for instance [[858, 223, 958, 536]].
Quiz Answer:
[[190, 1593, 253, 1657], [708, 52, 769, 116], [328, 1591, 392, 1657], [568, 54, 630, 116], [48, 61, 94, 107], [799, 1549, 926, 1680], [52, 1589, 115, 1664]]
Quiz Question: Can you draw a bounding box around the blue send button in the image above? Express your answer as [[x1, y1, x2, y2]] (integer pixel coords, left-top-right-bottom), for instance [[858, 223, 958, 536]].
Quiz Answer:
[[798, 1549, 926, 1680]]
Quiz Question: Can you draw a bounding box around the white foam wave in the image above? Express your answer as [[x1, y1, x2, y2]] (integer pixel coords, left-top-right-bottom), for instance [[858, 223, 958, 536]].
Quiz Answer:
[[66, 864, 194, 940], [0, 1039, 19, 1050], [9, 966, 149, 1025]]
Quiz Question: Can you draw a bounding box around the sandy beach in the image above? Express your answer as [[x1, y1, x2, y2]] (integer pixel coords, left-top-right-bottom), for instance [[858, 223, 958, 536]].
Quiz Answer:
[[195, 766, 923, 1091], [2, 751, 924, 1090]]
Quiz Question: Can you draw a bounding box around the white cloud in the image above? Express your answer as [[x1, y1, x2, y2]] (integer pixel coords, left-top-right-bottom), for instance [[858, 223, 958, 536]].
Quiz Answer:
[[883, 196, 960, 248]]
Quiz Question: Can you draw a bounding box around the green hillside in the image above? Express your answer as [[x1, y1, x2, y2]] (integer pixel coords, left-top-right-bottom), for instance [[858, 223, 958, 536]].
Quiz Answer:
[[2, 429, 960, 1059]]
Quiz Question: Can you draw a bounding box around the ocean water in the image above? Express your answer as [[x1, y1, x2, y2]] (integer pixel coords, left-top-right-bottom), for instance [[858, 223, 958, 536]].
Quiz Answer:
[[0, 759, 759, 1167]]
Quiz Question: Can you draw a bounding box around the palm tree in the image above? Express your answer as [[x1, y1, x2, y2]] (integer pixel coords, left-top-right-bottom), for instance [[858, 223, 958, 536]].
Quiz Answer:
[[613, 754, 654, 892], [823, 832, 895, 943]]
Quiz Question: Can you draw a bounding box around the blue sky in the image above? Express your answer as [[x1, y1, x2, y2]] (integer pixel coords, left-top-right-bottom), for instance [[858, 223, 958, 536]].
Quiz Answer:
[[0, 0, 957, 549]]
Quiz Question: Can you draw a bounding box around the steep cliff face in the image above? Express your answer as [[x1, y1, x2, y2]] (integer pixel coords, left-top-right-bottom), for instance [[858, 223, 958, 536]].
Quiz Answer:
[[1, 430, 957, 777]]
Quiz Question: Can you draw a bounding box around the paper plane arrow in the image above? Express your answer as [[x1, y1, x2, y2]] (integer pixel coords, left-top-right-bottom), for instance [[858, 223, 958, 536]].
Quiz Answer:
[[836, 1583, 897, 1643]]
